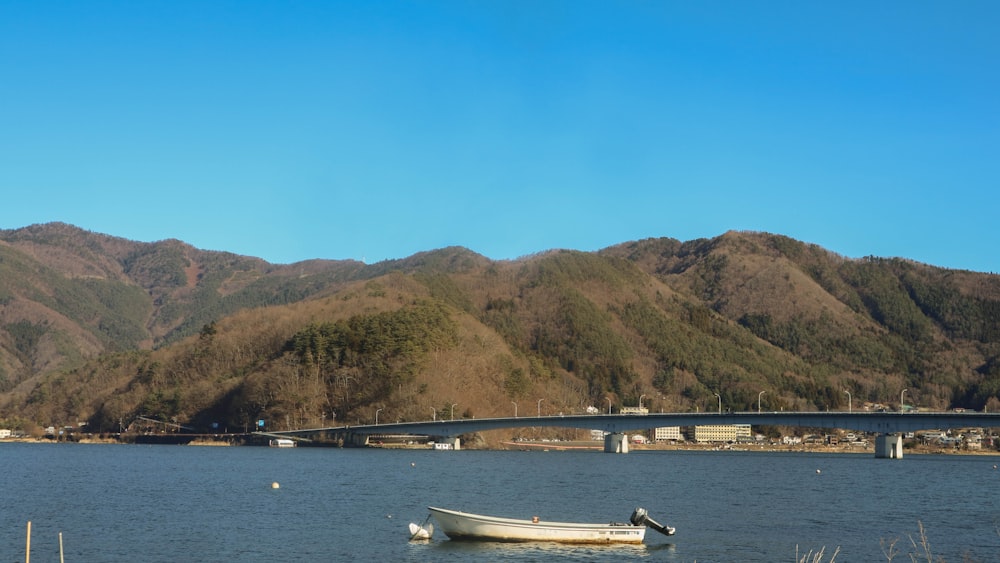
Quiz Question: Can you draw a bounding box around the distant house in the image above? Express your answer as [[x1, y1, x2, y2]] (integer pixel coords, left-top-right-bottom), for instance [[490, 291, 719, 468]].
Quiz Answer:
[[964, 433, 983, 450], [919, 431, 948, 443], [0, 429, 11, 439]]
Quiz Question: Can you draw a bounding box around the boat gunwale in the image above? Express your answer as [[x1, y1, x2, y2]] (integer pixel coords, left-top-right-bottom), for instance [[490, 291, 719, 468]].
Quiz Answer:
[[428, 506, 641, 530]]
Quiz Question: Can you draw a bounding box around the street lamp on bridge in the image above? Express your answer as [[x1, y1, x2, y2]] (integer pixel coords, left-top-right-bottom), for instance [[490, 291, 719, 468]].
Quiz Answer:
[[639, 394, 646, 411], [450, 403, 457, 420], [844, 390, 852, 413], [512, 401, 517, 418], [431, 407, 436, 421], [900, 389, 907, 413], [758, 391, 766, 413], [537, 399, 544, 417], [375, 408, 382, 425], [714, 392, 722, 414], [605, 397, 612, 414]]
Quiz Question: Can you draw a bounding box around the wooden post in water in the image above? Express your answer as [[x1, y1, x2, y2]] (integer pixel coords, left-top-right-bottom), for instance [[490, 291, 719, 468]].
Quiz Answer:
[[25, 521, 31, 563], [59, 532, 64, 563]]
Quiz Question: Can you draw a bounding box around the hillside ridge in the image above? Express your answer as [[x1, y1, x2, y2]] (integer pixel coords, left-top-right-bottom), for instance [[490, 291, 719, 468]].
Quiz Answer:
[[1, 222, 998, 435]]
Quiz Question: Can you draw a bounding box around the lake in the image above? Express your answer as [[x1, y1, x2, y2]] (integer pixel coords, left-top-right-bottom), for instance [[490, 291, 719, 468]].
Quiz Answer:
[[2, 443, 998, 561]]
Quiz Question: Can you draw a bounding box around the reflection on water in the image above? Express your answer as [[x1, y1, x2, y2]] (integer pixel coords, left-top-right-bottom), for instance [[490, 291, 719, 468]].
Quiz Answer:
[[416, 538, 675, 560]]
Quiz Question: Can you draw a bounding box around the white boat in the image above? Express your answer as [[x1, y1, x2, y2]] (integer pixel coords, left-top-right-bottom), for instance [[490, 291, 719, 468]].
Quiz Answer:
[[427, 506, 674, 544], [269, 438, 296, 448]]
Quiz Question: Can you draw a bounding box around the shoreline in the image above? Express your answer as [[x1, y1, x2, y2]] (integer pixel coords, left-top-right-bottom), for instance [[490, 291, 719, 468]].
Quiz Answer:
[[494, 439, 1000, 456], [5, 436, 998, 457]]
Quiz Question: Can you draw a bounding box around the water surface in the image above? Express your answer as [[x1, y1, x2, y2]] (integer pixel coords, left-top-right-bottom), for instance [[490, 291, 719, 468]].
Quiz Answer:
[[2, 443, 997, 561]]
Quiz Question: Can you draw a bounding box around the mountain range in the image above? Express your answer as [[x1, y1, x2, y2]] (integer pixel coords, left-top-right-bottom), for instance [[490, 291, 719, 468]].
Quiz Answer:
[[1, 222, 998, 436]]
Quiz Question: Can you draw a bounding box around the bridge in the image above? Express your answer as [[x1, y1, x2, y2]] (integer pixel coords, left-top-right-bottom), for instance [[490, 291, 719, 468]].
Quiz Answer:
[[273, 411, 1000, 458]]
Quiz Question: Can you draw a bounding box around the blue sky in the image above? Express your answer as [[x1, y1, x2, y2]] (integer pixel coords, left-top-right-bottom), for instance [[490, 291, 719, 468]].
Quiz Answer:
[[2, 2, 997, 272]]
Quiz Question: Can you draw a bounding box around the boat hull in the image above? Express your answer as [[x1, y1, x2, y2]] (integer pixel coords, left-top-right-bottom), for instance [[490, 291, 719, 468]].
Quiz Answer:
[[428, 506, 646, 544]]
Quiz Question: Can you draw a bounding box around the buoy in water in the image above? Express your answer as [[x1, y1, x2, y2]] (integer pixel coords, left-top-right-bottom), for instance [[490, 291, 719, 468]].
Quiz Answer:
[[816, 469, 821, 474], [408, 522, 433, 540], [411, 462, 416, 467], [271, 482, 280, 489]]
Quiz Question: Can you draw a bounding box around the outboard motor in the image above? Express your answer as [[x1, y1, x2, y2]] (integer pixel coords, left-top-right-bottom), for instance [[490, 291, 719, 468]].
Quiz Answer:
[[630, 507, 676, 537]]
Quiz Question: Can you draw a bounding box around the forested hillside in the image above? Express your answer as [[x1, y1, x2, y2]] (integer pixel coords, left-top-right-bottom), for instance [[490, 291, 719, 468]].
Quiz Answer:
[[2, 223, 999, 435], [0, 223, 366, 394]]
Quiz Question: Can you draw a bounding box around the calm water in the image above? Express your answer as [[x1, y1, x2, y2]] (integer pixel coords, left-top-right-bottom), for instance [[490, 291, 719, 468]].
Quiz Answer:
[[2, 443, 998, 562]]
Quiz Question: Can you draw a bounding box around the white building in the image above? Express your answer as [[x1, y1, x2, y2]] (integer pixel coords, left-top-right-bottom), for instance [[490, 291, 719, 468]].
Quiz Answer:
[[653, 426, 683, 442], [690, 424, 753, 443]]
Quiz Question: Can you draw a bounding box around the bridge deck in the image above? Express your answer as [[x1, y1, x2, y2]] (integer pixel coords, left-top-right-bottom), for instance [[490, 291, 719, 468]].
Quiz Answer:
[[277, 411, 1000, 440]]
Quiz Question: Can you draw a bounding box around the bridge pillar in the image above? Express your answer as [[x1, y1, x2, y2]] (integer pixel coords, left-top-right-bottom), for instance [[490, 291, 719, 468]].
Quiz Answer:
[[604, 432, 629, 453], [875, 433, 903, 459]]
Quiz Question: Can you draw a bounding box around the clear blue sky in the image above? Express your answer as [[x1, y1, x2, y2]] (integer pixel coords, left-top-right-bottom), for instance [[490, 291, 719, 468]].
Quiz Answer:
[[2, 2, 997, 272]]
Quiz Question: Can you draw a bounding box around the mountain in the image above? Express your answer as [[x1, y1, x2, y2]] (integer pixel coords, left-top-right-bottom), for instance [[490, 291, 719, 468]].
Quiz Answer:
[[0, 223, 370, 392], [1, 223, 998, 437]]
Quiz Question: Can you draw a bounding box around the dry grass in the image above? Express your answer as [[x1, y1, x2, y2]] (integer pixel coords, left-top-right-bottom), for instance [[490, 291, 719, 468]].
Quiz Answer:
[[880, 520, 939, 562], [803, 521, 943, 563], [797, 545, 841, 562]]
